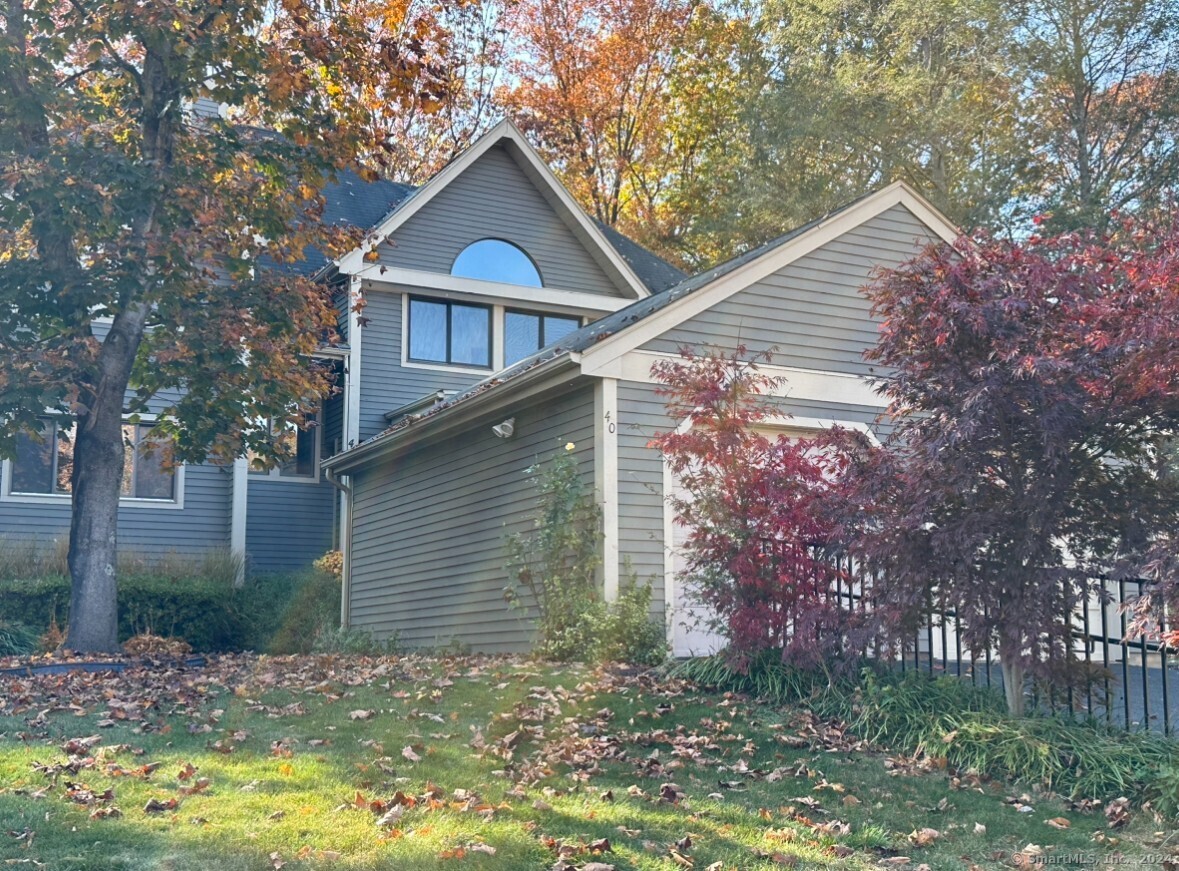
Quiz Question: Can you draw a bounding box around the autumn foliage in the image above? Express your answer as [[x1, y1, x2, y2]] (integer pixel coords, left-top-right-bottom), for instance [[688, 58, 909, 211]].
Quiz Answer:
[[650, 348, 864, 669], [841, 223, 1179, 713]]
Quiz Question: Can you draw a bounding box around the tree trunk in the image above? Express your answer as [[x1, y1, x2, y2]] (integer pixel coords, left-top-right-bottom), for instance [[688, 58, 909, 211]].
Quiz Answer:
[[998, 652, 1026, 717], [66, 307, 148, 653]]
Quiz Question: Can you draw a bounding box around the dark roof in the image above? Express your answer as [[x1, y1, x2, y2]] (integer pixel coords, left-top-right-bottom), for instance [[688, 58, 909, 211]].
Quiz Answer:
[[297, 171, 418, 274], [306, 173, 683, 294], [592, 221, 686, 293]]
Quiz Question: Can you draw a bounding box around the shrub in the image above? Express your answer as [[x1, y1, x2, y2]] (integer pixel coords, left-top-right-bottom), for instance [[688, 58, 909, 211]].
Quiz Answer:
[[505, 448, 667, 665], [0, 619, 40, 656], [675, 656, 1179, 802], [592, 578, 667, 666], [505, 444, 602, 660], [265, 570, 342, 654], [313, 550, 344, 579], [311, 625, 399, 655], [0, 570, 313, 653]]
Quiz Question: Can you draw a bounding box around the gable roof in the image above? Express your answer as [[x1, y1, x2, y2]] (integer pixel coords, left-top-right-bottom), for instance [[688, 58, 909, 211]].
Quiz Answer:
[[332, 120, 658, 299], [323, 181, 960, 472], [300, 135, 684, 295]]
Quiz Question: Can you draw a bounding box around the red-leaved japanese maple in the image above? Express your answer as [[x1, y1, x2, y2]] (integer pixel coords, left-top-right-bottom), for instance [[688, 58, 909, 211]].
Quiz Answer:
[[848, 224, 1179, 714], [650, 347, 864, 669]]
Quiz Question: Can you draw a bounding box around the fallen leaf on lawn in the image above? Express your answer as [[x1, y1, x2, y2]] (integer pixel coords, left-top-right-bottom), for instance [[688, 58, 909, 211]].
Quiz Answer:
[[269, 851, 285, 870], [177, 762, 197, 781], [467, 843, 496, 856], [178, 777, 211, 796], [532, 799, 553, 812], [879, 858, 911, 866], [349, 710, 375, 721], [1104, 797, 1131, 828], [582, 864, 616, 871], [143, 798, 178, 814], [908, 828, 939, 847], [973, 823, 986, 835], [1045, 817, 1071, 830], [401, 746, 422, 764], [376, 806, 405, 827]]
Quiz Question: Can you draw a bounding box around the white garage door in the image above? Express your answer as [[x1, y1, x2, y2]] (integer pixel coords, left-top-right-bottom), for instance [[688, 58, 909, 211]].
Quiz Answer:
[[666, 423, 829, 659]]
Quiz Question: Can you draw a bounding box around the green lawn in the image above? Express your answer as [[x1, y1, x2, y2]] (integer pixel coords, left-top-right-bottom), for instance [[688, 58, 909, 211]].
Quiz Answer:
[[0, 655, 1170, 870]]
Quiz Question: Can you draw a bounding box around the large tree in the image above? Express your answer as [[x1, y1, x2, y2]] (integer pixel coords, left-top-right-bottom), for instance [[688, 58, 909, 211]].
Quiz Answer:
[[0, 0, 453, 651], [848, 224, 1179, 714], [1015, 0, 1179, 232], [501, 0, 694, 233]]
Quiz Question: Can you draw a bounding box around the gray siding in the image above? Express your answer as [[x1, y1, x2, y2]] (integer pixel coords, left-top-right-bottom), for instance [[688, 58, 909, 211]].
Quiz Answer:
[[355, 289, 484, 442], [641, 205, 936, 376], [377, 143, 629, 297], [0, 462, 231, 559], [348, 384, 596, 652], [245, 477, 336, 572], [616, 379, 890, 616]]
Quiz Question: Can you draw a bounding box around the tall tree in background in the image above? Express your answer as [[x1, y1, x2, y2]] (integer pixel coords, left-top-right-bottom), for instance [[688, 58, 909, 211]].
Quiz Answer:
[[374, 1, 511, 182], [1015, 0, 1179, 232], [502, 0, 694, 234], [0, 0, 453, 651], [755, 0, 1023, 232], [651, 4, 773, 268]]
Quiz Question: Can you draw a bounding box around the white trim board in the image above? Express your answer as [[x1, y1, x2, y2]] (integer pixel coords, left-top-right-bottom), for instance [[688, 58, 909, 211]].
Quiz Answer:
[[589, 350, 890, 409], [358, 268, 632, 316], [579, 182, 959, 373], [593, 377, 620, 602], [335, 120, 650, 301]]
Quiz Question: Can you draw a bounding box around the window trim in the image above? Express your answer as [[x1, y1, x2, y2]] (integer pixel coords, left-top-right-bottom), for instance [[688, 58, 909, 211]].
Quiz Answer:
[[450, 238, 544, 288], [0, 417, 186, 510], [503, 308, 582, 366], [405, 295, 494, 371], [248, 409, 323, 484]]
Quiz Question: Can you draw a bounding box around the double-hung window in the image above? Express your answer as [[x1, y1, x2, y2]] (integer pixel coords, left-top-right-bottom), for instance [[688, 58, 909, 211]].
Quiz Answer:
[[504, 310, 581, 366], [408, 297, 491, 368], [8, 420, 177, 501]]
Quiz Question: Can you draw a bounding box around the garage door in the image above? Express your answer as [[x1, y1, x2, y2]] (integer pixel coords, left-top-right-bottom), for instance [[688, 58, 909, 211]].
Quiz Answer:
[[666, 423, 827, 659]]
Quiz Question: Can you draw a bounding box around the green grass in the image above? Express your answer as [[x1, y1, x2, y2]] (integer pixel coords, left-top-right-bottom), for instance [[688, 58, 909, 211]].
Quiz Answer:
[[0, 655, 1171, 870]]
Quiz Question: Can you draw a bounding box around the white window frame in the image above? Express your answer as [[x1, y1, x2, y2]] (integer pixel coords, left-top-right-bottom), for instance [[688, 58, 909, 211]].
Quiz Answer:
[[0, 416, 186, 510], [399, 291, 589, 376], [247, 409, 324, 485]]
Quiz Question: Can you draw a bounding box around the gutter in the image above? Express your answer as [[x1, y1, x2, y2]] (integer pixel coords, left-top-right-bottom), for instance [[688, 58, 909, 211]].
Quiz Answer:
[[323, 466, 353, 629], [323, 352, 582, 475]]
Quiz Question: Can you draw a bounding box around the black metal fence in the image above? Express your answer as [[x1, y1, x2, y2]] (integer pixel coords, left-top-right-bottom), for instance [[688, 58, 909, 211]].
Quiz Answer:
[[885, 576, 1176, 736]]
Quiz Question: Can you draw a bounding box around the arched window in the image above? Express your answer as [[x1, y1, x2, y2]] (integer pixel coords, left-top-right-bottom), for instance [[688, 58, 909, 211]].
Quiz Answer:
[[451, 239, 543, 287]]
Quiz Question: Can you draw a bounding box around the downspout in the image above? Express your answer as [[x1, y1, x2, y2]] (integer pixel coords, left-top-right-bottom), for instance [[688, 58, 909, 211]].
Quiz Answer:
[[324, 467, 353, 629]]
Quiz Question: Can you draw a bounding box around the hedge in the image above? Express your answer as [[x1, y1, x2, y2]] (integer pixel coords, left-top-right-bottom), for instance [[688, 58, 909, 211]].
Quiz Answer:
[[0, 571, 339, 654]]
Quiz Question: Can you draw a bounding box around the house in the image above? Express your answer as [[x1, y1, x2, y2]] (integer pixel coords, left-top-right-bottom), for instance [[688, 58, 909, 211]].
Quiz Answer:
[[321, 171, 959, 655], [1, 117, 959, 656], [0, 121, 682, 575]]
